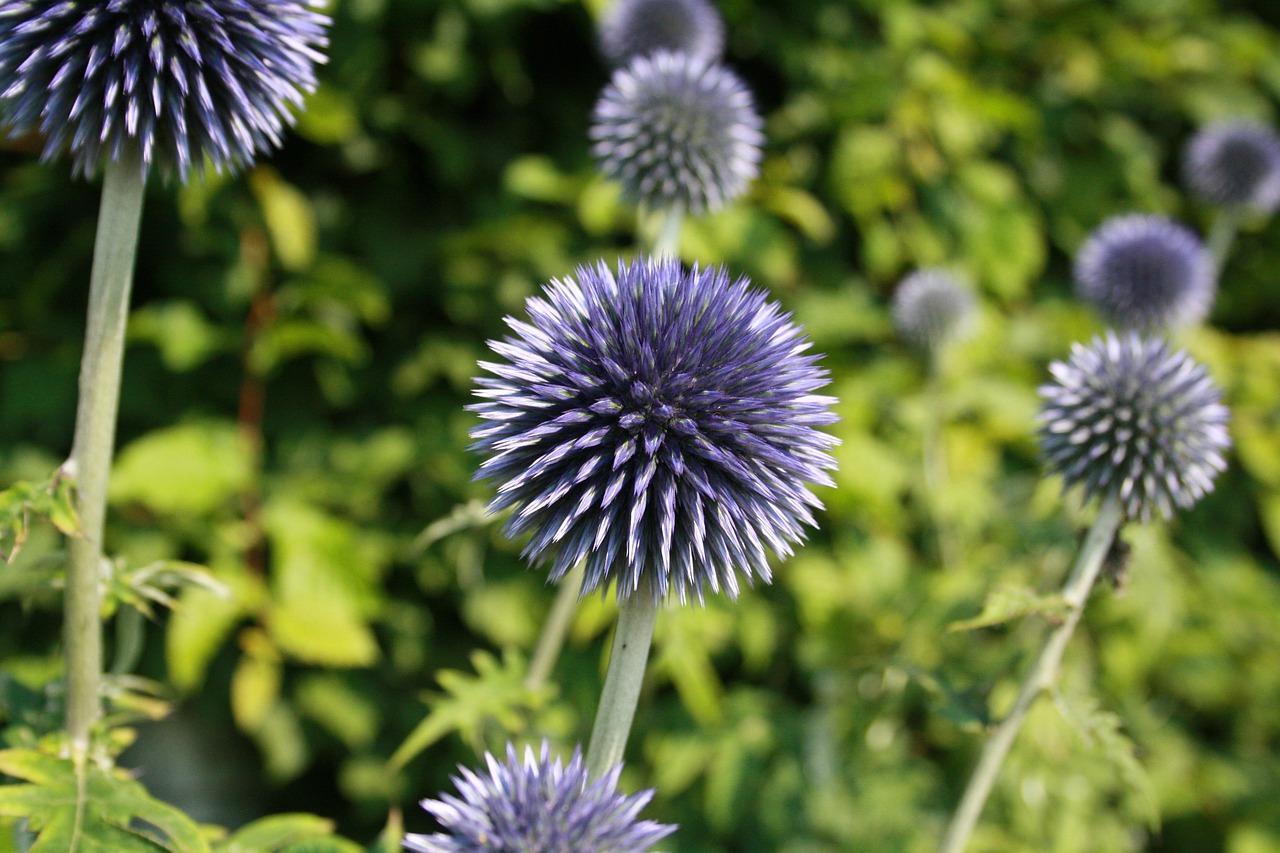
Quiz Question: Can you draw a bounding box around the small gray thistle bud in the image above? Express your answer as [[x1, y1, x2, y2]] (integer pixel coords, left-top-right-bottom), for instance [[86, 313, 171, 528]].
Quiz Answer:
[[1038, 331, 1230, 523], [599, 0, 725, 67], [1182, 120, 1280, 213], [891, 269, 976, 353], [1072, 214, 1215, 331], [590, 50, 764, 216]]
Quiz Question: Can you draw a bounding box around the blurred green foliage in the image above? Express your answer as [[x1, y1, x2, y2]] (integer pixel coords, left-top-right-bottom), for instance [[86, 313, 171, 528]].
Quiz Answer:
[[3, 0, 1280, 850]]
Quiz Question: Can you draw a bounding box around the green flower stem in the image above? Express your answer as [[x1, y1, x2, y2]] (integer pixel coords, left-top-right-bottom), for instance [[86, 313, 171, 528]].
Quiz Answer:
[[922, 355, 960, 571], [65, 156, 146, 753], [652, 206, 684, 258], [524, 563, 585, 691], [585, 593, 660, 780], [939, 496, 1124, 853], [1206, 207, 1240, 276]]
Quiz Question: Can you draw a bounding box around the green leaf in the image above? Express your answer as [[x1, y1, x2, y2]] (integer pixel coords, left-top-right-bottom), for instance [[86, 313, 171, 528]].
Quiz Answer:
[[0, 748, 209, 853], [1054, 692, 1160, 830], [109, 422, 252, 518], [250, 168, 318, 272], [215, 813, 357, 853], [166, 584, 248, 693], [388, 650, 540, 770], [948, 585, 1070, 632], [0, 469, 81, 563]]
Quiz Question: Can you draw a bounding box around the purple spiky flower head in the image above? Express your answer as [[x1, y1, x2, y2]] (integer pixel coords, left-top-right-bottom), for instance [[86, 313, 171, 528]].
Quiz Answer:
[[591, 50, 763, 216], [1182, 120, 1280, 213], [1038, 331, 1230, 523], [598, 0, 725, 68], [470, 257, 839, 604], [891, 268, 976, 353], [403, 741, 675, 853], [1072, 214, 1215, 331], [0, 0, 329, 180]]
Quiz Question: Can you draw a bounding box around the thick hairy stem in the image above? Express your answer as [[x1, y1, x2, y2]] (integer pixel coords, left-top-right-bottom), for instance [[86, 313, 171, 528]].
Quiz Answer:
[[585, 593, 659, 780], [65, 156, 146, 753], [939, 497, 1124, 853]]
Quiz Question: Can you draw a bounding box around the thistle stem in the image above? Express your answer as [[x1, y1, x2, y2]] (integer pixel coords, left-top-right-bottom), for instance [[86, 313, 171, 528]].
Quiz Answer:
[[652, 206, 684, 258], [1206, 208, 1240, 276], [939, 496, 1123, 853], [922, 355, 960, 571], [585, 593, 659, 780], [65, 156, 146, 753], [524, 563, 585, 691]]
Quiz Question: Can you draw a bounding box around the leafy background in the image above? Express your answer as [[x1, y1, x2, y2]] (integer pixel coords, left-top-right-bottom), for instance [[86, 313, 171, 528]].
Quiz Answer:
[[3, 0, 1280, 850]]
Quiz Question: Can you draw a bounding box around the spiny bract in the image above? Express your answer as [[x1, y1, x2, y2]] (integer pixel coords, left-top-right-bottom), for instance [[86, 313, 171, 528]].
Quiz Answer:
[[1038, 331, 1230, 522], [0, 0, 329, 179], [403, 741, 675, 853], [470, 257, 839, 604], [591, 50, 763, 216]]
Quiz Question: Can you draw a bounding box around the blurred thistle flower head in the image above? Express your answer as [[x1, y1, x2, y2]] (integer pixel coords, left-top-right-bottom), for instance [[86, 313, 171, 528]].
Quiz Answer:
[[598, 0, 725, 67], [591, 50, 763, 216], [891, 268, 976, 354], [1038, 331, 1230, 522], [403, 741, 675, 853], [1182, 119, 1280, 213], [0, 0, 329, 180], [1073, 214, 1215, 331], [470, 257, 839, 604]]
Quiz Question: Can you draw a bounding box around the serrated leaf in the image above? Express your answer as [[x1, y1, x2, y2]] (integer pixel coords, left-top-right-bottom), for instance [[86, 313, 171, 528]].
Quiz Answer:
[[1054, 692, 1159, 830], [0, 470, 81, 563], [0, 748, 209, 853], [948, 585, 1070, 632], [388, 650, 540, 770], [215, 813, 354, 853]]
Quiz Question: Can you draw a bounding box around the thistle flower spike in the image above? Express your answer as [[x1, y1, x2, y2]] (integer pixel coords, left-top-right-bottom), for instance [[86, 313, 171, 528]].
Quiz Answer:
[[1182, 119, 1280, 214], [403, 741, 676, 853], [598, 0, 725, 67], [0, 0, 330, 180], [1038, 330, 1230, 522], [1072, 213, 1215, 331], [891, 268, 976, 354], [469, 256, 839, 604], [591, 50, 764, 216]]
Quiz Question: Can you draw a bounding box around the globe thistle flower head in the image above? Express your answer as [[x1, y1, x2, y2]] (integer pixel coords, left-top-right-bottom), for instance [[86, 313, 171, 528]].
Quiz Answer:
[[591, 50, 764, 216], [1182, 119, 1280, 213], [891, 268, 976, 353], [403, 741, 675, 853], [1038, 331, 1230, 523], [470, 257, 839, 604], [0, 0, 330, 180], [1072, 214, 1214, 331], [598, 0, 725, 68]]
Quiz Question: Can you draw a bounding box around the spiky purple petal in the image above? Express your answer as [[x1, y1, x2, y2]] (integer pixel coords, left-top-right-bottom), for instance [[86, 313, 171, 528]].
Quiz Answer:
[[598, 0, 725, 67]]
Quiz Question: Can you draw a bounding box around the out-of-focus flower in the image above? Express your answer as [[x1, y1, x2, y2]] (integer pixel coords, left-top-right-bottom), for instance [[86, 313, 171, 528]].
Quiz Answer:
[[403, 741, 675, 853], [1038, 331, 1230, 522], [470, 257, 839, 604], [598, 0, 725, 67], [1072, 214, 1214, 330], [0, 0, 329, 179], [1182, 120, 1280, 214], [892, 268, 976, 354], [591, 50, 762, 216]]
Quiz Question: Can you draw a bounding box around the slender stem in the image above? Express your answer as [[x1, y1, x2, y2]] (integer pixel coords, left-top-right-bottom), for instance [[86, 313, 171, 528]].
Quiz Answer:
[[524, 562, 585, 691], [939, 497, 1124, 853], [65, 156, 146, 753], [922, 355, 960, 571], [585, 593, 660, 779], [1206, 208, 1240, 277], [652, 206, 684, 258]]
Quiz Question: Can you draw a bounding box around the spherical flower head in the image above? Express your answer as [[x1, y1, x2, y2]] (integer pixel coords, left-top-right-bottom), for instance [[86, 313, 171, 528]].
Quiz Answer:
[[470, 257, 839, 604], [598, 0, 725, 68], [1038, 331, 1230, 523], [403, 741, 675, 853], [1182, 119, 1280, 213], [1072, 214, 1215, 331], [590, 50, 763, 216], [891, 268, 976, 353], [0, 0, 330, 180]]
